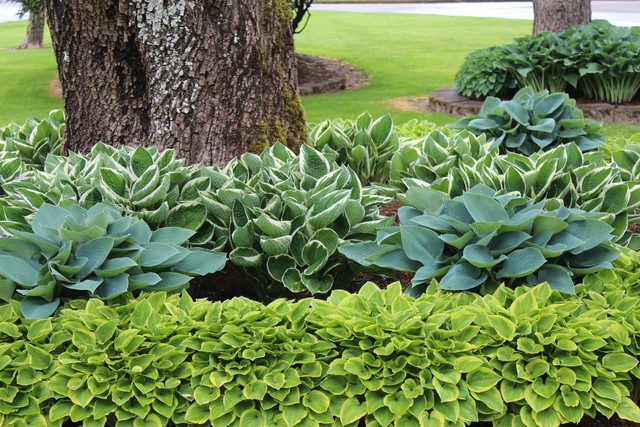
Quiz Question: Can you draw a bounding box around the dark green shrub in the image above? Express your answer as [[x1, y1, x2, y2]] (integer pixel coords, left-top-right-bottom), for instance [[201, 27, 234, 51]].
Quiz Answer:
[[449, 87, 604, 155], [455, 20, 640, 103], [0, 202, 225, 318], [454, 45, 517, 98], [340, 185, 619, 296]]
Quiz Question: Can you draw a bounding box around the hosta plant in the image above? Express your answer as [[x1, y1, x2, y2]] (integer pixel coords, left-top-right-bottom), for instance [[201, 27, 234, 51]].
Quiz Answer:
[[0, 143, 217, 244], [308, 113, 400, 185], [449, 87, 604, 155], [3, 277, 640, 425], [0, 110, 65, 169], [398, 141, 640, 247], [389, 130, 497, 192], [199, 143, 393, 300], [340, 185, 619, 296], [455, 45, 517, 98], [0, 202, 226, 318]]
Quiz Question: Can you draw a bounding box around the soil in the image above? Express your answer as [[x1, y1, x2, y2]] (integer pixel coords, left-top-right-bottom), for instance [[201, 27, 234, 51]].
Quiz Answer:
[[187, 265, 255, 302], [628, 222, 640, 234]]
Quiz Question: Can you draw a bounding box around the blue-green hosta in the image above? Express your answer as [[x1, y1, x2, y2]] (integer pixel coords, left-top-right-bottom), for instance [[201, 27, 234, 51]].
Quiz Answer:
[[0, 143, 217, 245], [200, 143, 393, 299], [308, 112, 400, 186], [449, 87, 604, 155], [340, 185, 619, 296], [0, 110, 65, 169], [0, 202, 226, 318], [397, 140, 640, 247]]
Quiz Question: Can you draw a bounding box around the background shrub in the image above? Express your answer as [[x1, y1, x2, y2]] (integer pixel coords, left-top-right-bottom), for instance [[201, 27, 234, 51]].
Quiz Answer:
[[456, 20, 640, 103]]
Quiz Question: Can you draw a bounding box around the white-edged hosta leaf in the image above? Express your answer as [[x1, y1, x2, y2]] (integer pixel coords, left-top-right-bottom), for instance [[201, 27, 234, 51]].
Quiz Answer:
[[166, 203, 207, 231]]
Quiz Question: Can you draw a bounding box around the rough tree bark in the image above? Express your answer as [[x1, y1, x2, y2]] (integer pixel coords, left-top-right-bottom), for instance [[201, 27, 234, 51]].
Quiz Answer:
[[45, 0, 306, 166], [532, 0, 591, 35], [17, 7, 45, 49]]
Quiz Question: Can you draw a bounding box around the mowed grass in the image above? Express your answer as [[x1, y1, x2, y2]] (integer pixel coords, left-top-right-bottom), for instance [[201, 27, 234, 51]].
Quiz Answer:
[[0, 21, 61, 124], [0, 13, 639, 137]]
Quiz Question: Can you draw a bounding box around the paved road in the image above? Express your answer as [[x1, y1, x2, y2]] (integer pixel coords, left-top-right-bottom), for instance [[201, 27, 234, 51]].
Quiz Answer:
[[1, 1, 639, 26], [311, 1, 640, 27]]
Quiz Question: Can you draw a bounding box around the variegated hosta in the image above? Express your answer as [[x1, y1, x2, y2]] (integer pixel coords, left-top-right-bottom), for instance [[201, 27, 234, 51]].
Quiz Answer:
[[389, 129, 496, 192], [0, 143, 219, 245], [0, 202, 226, 318], [398, 141, 640, 247], [200, 143, 393, 299], [0, 109, 65, 169], [308, 112, 400, 185], [340, 185, 620, 296]]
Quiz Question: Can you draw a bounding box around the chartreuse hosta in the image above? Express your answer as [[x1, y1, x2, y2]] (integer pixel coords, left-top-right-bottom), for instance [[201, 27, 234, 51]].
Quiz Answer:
[[394, 133, 640, 248], [200, 142, 392, 300], [308, 112, 400, 186], [340, 185, 619, 296], [0, 202, 225, 318], [0, 143, 218, 245]]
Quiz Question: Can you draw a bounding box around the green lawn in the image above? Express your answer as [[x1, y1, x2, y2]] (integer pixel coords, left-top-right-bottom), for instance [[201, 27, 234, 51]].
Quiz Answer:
[[0, 13, 639, 138]]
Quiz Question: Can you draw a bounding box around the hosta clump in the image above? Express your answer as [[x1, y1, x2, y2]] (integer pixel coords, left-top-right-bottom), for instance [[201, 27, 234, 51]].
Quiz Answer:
[[0, 110, 65, 169], [0, 202, 225, 318], [308, 112, 399, 185], [450, 87, 604, 155], [340, 185, 619, 296], [389, 130, 497, 192], [399, 142, 640, 247], [200, 143, 392, 299], [0, 143, 217, 244], [455, 45, 518, 98], [562, 20, 640, 103]]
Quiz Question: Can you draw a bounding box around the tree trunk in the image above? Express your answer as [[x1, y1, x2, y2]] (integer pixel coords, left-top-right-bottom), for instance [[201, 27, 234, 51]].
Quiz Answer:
[[45, 0, 306, 166], [532, 0, 591, 35], [17, 8, 45, 49]]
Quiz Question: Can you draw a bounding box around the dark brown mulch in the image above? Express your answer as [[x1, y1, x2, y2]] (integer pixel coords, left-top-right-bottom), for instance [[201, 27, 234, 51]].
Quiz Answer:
[[187, 265, 255, 302], [628, 222, 640, 234]]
